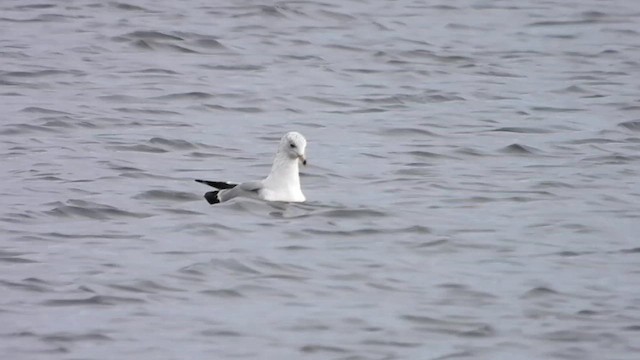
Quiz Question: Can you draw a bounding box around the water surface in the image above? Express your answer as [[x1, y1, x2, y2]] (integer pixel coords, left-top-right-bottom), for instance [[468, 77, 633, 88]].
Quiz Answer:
[[2, 0, 640, 359]]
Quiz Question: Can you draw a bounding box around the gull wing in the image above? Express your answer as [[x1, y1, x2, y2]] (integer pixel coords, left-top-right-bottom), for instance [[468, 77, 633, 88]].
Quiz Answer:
[[195, 179, 238, 189], [205, 181, 264, 204]]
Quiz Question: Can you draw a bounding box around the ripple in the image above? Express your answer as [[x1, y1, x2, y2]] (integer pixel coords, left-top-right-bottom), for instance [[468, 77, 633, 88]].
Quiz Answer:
[[200, 329, 243, 337], [110, 2, 149, 11], [530, 106, 584, 112], [361, 339, 422, 347], [403, 150, 451, 159], [45, 200, 151, 220], [491, 127, 551, 134], [194, 38, 225, 49], [201, 289, 243, 298], [5, 70, 82, 78], [148, 137, 197, 150], [533, 181, 574, 189], [299, 96, 351, 107], [314, 208, 388, 219], [43, 295, 145, 306], [204, 104, 263, 113], [20, 108, 69, 117], [499, 143, 541, 155], [107, 280, 183, 294], [41, 332, 112, 343], [538, 329, 602, 342], [0, 123, 63, 135], [619, 120, 640, 131], [528, 19, 600, 27], [134, 190, 200, 201], [619, 247, 640, 254], [107, 144, 167, 153], [114, 107, 181, 115], [521, 286, 561, 298], [382, 127, 439, 137], [118, 30, 183, 41], [185, 259, 260, 275], [0, 279, 48, 292], [300, 344, 348, 354], [0, 257, 38, 264], [453, 147, 487, 156], [401, 315, 496, 338], [152, 92, 214, 101], [201, 64, 264, 71]]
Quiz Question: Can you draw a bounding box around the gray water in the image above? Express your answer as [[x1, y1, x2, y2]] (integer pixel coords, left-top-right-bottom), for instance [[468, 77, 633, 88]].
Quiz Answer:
[[2, 0, 640, 359]]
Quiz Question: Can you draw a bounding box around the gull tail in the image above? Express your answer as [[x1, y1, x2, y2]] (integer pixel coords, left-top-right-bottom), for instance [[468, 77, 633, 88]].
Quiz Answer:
[[204, 191, 221, 205], [196, 179, 238, 205]]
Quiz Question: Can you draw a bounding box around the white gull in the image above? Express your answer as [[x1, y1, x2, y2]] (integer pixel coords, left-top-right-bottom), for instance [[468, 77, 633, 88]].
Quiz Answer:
[[195, 131, 307, 204]]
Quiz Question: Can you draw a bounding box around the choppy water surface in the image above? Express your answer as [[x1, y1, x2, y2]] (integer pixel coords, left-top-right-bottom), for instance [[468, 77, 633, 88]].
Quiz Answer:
[[2, 0, 640, 359]]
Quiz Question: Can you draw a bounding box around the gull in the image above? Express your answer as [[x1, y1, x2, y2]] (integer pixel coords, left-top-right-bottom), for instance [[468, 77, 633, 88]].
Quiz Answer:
[[195, 131, 307, 205]]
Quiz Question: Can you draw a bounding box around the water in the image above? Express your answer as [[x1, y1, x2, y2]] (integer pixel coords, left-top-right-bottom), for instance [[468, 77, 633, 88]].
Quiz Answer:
[[2, 0, 640, 359]]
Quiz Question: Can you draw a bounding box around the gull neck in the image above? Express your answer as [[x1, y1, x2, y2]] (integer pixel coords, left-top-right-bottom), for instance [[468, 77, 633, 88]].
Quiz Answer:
[[264, 152, 300, 188]]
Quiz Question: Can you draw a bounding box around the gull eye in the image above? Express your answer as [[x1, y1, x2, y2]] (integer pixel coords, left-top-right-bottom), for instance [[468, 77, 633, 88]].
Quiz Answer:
[[290, 143, 296, 148]]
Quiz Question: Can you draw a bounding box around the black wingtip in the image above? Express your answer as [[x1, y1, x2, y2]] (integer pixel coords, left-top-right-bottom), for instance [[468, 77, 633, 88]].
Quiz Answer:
[[204, 191, 220, 205], [195, 179, 237, 190]]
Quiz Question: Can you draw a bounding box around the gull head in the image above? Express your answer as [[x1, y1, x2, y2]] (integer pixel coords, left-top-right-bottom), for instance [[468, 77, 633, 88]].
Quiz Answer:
[[280, 131, 307, 165]]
